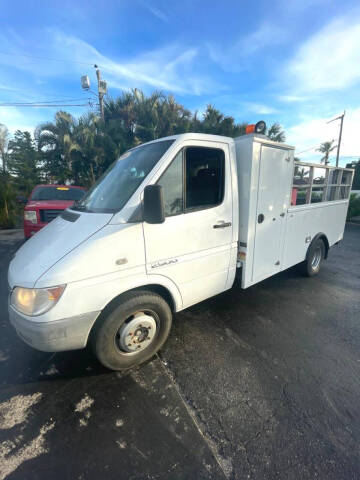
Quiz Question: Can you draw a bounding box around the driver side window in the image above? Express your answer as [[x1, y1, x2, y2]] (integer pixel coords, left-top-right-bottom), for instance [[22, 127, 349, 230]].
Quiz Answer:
[[157, 146, 225, 217]]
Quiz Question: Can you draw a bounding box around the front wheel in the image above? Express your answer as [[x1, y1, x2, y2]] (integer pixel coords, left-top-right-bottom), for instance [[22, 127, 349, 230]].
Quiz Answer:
[[91, 290, 172, 371], [300, 238, 325, 277]]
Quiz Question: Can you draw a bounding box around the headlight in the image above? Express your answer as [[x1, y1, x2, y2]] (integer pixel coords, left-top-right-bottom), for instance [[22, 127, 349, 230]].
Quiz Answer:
[[24, 210, 37, 224], [10, 285, 66, 316]]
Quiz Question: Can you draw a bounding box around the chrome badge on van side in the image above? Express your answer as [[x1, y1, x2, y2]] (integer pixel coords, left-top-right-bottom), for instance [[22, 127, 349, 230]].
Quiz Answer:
[[151, 259, 178, 269]]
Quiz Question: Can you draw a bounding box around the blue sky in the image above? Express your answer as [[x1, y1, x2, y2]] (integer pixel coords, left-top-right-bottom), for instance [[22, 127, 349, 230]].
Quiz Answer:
[[1, 0, 360, 165]]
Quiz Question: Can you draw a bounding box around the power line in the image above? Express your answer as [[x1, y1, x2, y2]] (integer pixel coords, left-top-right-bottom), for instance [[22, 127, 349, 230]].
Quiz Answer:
[[0, 103, 89, 108], [296, 139, 336, 156], [0, 50, 97, 67], [0, 88, 93, 101], [296, 145, 322, 155], [0, 98, 88, 106]]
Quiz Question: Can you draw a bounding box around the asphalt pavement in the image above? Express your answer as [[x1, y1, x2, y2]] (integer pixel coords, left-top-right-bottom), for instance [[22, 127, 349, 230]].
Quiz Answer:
[[0, 225, 359, 479]]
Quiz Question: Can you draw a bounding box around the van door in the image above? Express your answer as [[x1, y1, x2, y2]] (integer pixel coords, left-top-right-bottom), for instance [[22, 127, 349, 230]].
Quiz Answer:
[[252, 145, 292, 284], [143, 140, 233, 309]]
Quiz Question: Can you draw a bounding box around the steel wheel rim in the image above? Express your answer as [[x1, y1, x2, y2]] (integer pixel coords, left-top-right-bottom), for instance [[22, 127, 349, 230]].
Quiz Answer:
[[115, 310, 158, 355], [311, 246, 322, 270]]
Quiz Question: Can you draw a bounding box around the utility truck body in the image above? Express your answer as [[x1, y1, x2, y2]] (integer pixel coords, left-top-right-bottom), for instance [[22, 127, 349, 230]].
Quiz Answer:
[[234, 135, 352, 287], [8, 131, 353, 370]]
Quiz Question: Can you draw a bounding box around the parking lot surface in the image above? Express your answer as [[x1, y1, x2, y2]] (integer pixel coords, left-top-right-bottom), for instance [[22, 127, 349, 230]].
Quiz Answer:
[[0, 225, 359, 479]]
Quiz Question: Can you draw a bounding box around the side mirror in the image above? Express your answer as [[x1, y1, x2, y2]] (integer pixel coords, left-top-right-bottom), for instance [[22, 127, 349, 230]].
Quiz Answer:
[[143, 185, 165, 224]]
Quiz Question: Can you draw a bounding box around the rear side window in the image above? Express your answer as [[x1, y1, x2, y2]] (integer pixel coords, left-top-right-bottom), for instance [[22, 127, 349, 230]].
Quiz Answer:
[[157, 146, 225, 217]]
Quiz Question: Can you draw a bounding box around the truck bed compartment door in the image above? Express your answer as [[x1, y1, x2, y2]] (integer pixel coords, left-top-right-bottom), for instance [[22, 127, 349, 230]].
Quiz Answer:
[[252, 146, 292, 283]]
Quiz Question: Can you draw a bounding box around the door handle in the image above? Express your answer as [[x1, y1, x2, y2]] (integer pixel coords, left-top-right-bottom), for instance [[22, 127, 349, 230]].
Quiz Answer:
[[258, 214, 265, 224], [280, 212, 285, 217], [213, 221, 232, 229]]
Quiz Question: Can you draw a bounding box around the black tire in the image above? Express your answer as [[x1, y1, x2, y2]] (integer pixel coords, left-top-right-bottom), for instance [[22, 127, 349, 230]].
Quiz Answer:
[[91, 290, 172, 371], [300, 238, 325, 277]]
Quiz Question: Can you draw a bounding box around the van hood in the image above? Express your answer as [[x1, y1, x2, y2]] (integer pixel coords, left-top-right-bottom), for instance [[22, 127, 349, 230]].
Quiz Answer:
[[8, 211, 113, 289]]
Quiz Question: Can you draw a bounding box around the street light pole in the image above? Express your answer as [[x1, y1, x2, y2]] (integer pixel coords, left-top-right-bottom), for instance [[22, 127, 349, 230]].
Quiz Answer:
[[327, 111, 345, 167]]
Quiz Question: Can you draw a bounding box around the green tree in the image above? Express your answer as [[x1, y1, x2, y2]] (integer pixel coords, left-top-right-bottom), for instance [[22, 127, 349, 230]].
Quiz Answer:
[[196, 105, 247, 137], [347, 193, 360, 220], [346, 160, 360, 190], [0, 123, 13, 227], [0, 123, 9, 173], [37, 111, 81, 183], [8, 130, 40, 196], [317, 140, 336, 165], [72, 113, 118, 186], [0, 172, 16, 228], [267, 123, 286, 142], [8, 89, 287, 197], [104, 89, 193, 147]]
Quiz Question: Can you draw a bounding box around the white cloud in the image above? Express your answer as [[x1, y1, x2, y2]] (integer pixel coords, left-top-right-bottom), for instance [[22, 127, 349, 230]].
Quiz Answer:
[[0, 107, 37, 134], [208, 22, 285, 71], [243, 22, 286, 55], [145, 5, 169, 22], [285, 108, 360, 165], [286, 15, 360, 92], [277, 0, 329, 13], [0, 84, 20, 92], [0, 27, 221, 132], [0, 29, 218, 97], [0, 105, 84, 135], [245, 103, 279, 115], [277, 94, 305, 103]]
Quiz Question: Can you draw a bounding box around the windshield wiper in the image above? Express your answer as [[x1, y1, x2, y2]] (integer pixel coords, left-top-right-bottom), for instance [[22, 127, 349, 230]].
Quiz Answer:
[[71, 204, 87, 211]]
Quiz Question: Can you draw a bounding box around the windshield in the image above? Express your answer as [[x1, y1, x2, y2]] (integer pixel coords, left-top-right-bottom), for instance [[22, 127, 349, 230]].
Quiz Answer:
[[72, 139, 174, 213], [31, 186, 85, 201]]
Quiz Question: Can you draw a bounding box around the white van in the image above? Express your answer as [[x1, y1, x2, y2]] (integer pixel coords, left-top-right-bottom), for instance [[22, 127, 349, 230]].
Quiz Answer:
[[8, 126, 354, 370]]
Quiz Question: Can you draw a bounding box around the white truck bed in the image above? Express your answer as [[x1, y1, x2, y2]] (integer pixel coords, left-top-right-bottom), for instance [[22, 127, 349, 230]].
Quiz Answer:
[[234, 134, 353, 289]]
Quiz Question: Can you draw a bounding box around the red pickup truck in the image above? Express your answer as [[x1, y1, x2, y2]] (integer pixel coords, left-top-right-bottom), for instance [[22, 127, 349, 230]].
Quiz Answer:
[[23, 185, 86, 239]]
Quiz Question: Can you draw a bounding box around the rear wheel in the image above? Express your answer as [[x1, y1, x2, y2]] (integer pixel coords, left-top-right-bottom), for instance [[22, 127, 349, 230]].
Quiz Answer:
[[91, 290, 172, 371], [300, 238, 325, 277]]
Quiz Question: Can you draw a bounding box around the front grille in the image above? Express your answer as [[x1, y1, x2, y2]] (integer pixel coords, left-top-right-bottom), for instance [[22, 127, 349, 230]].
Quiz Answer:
[[40, 209, 63, 223]]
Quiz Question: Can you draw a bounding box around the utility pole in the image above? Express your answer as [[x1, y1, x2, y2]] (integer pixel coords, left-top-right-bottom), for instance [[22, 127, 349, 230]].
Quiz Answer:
[[94, 65, 105, 121], [327, 111, 345, 167], [81, 66, 107, 121]]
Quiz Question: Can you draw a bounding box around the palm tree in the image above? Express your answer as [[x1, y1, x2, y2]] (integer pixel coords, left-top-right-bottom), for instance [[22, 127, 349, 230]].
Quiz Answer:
[[72, 113, 117, 186], [317, 140, 336, 165], [34, 90, 288, 188], [133, 89, 163, 142], [104, 89, 193, 146], [37, 111, 81, 183], [267, 123, 286, 142], [200, 105, 247, 137]]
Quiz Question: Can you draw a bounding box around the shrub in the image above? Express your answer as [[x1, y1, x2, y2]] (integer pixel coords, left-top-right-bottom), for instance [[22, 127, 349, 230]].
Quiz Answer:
[[347, 193, 360, 220], [0, 208, 16, 229]]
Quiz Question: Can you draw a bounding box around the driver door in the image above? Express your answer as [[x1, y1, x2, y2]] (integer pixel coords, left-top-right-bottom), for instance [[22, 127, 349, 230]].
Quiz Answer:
[[143, 140, 233, 309]]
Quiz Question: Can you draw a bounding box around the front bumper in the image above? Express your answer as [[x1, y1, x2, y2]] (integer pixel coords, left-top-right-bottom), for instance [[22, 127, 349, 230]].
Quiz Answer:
[[23, 222, 46, 238], [9, 306, 100, 352]]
